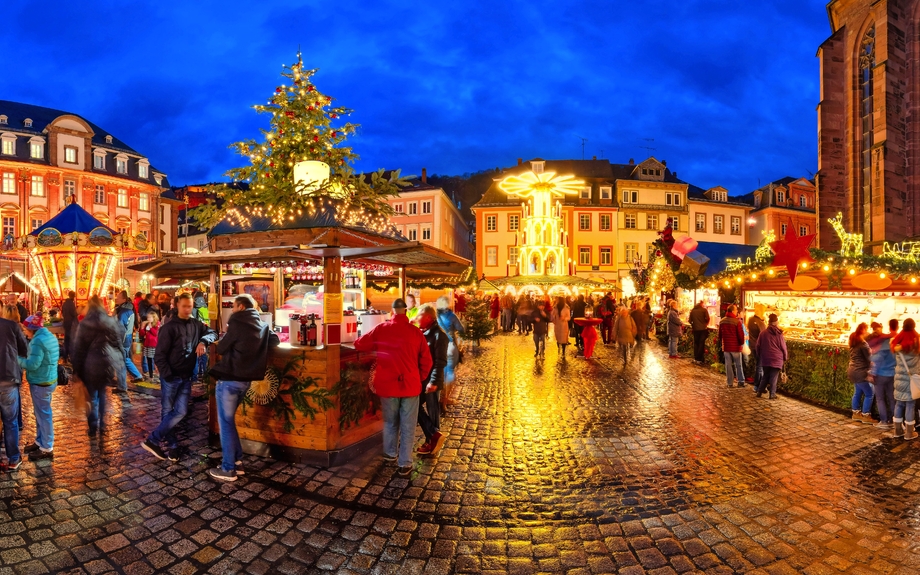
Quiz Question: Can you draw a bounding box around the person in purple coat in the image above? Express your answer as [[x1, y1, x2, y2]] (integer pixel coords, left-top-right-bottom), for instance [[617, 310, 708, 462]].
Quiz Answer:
[[755, 314, 788, 399]]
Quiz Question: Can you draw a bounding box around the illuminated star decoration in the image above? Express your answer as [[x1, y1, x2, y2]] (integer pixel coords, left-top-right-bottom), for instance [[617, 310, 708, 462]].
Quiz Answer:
[[498, 171, 584, 199], [769, 226, 816, 282]]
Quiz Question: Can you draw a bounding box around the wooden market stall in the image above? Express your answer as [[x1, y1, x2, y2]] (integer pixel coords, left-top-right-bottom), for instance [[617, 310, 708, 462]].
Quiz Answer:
[[131, 220, 470, 467]]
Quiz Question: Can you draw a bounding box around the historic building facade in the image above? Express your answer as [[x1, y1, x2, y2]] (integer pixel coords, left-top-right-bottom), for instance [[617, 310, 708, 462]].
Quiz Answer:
[[740, 177, 817, 246], [387, 170, 473, 260], [0, 101, 178, 264], [817, 0, 920, 252]]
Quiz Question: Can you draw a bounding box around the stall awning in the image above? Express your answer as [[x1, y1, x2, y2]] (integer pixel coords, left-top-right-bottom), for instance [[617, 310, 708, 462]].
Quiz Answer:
[[294, 242, 470, 276]]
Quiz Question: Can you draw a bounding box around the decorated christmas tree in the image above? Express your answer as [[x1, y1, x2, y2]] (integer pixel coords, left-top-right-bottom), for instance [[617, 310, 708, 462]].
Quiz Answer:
[[463, 295, 494, 345], [192, 52, 408, 231]]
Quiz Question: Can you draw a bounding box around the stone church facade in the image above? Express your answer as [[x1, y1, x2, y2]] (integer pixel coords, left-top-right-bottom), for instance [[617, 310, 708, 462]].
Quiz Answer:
[[817, 0, 920, 252]]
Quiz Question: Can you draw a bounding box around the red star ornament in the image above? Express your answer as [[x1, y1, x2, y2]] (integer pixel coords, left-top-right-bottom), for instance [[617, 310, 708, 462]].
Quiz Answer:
[[769, 227, 816, 281]]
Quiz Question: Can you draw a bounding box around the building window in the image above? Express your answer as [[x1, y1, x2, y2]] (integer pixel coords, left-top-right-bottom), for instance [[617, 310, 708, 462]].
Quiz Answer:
[[1, 173, 14, 195], [407, 228, 417, 241], [776, 190, 785, 204], [30, 142, 43, 159], [2, 217, 14, 238], [64, 179, 75, 199], [486, 246, 497, 266], [579, 213, 590, 230], [578, 247, 591, 266], [781, 223, 788, 236], [31, 219, 43, 231], [799, 195, 807, 208], [93, 153, 105, 169], [30, 176, 44, 197], [622, 190, 638, 204], [713, 215, 724, 233], [509, 246, 519, 266], [859, 25, 875, 238], [799, 225, 809, 236], [394, 203, 403, 213], [1, 138, 13, 156], [600, 187, 612, 200], [118, 226, 129, 236], [670, 216, 679, 231], [600, 247, 612, 265], [666, 192, 681, 206], [508, 214, 519, 231], [408, 202, 417, 215], [422, 201, 431, 214], [139, 164, 148, 178], [731, 216, 741, 235], [580, 187, 590, 199], [117, 189, 128, 208], [624, 243, 638, 263], [421, 226, 431, 240], [647, 244, 657, 261], [139, 192, 149, 211], [647, 214, 658, 230], [95, 185, 106, 204], [116, 158, 127, 174], [0, 116, 6, 125], [23, 119, 32, 128], [64, 146, 78, 164], [624, 214, 637, 229], [160, 205, 165, 224], [696, 213, 706, 232], [600, 214, 612, 231], [486, 215, 497, 232]]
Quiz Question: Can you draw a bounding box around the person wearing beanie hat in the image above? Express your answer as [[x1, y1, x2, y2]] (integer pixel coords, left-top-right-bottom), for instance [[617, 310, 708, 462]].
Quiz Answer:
[[19, 313, 59, 460]]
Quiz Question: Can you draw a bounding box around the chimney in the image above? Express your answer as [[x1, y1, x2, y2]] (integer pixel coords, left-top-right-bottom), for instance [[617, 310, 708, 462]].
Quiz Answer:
[[629, 158, 635, 165], [592, 155, 596, 160], [421, 167, 427, 184], [517, 158, 523, 165], [662, 160, 667, 167], [673, 171, 678, 179]]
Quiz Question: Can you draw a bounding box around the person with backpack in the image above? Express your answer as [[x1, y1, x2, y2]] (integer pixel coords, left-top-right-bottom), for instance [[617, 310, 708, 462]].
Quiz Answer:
[[891, 318, 920, 440], [71, 296, 124, 437], [718, 304, 746, 387]]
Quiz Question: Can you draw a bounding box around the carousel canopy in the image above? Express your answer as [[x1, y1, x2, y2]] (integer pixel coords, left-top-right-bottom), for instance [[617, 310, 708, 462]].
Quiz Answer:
[[31, 200, 114, 236]]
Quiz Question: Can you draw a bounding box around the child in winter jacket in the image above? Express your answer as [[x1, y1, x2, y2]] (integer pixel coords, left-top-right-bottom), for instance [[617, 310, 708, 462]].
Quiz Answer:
[[140, 312, 160, 381]]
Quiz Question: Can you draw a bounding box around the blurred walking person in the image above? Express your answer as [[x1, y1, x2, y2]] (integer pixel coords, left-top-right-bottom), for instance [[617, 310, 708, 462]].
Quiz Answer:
[[61, 291, 76, 364], [867, 319, 898, 430], [892, 319, 920, 440], [436, 296, 465, 413], [207, 294, 279, 481], [613, 306, 637, 363], [114, 290, 143, 393], [688, 301, 710, 364], [551, 297, 571, 358], [71, 296, 124, 437], [532, 300, 549, 358], [19, 314, 59, 460], [667, 300, 684, 359], [718, 304, 745, 386]]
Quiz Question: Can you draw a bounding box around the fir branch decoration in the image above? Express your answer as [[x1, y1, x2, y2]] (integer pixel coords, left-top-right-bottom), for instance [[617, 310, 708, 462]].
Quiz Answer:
[[190, 52, 411, 232]]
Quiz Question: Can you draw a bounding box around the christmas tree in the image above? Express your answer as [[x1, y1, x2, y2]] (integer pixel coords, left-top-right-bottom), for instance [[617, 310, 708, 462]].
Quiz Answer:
[[463, 295, 494, 345], [192, 52, 409, 231]]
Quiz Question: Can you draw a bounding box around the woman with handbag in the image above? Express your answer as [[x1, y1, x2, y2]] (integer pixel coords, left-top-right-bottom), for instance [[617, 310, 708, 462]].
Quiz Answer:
[[848, 323, 876, 424], [754, 314, 787, 399], [892, 318, 920, 440]]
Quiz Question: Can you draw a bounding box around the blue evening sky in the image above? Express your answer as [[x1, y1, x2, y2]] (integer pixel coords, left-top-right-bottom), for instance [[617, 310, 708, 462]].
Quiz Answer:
[[2, 1, 829, 195]]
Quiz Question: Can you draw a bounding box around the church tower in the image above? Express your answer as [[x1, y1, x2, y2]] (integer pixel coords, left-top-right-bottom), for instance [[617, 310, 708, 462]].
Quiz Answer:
[[817, 0, 920, 253]]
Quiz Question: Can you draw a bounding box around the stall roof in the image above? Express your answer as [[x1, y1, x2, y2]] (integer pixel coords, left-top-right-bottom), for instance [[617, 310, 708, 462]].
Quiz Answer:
[[695, 242, 759, 275]]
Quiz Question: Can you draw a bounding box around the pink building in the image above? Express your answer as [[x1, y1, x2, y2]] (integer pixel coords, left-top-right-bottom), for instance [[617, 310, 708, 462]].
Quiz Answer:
[[386, 170, 472, 260]]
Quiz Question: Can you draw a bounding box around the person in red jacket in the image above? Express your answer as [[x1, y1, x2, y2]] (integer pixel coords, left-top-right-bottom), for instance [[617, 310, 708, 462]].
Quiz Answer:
[[354, 298, 433, 476], [719, 305, 747, 388]]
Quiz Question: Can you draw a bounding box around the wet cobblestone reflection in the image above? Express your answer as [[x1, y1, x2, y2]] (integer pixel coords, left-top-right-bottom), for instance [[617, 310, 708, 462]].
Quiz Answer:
[[0, 335, 917, 573]]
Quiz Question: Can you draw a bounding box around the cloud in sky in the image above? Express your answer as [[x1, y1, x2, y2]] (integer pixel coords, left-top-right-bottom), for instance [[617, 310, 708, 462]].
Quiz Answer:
[[1, 0, 829, 194]]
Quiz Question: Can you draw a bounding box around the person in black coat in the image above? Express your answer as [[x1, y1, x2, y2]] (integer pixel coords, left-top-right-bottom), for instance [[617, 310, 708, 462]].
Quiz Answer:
[[571, 295, 587, 351], [142, 293, 217, 462], [71, 296, 125, 436], [61, 291, 77, 363], [415, 305, 448, 455], [206, 294, 279, 481]]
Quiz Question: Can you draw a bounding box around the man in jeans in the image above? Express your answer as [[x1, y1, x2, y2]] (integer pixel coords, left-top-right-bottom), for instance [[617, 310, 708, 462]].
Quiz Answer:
[[207, 295, 279, 481], [688, 301, 710, 364], [142, 293, 217, 461], [0, 311, 28, 470], [719, 304, 746, 388], [114, 290, 143, 393], [354, 298, 432, 476]]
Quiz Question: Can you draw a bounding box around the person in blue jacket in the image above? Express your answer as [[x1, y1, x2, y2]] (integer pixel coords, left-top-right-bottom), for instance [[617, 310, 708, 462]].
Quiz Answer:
[[19, 314, 59, 460]]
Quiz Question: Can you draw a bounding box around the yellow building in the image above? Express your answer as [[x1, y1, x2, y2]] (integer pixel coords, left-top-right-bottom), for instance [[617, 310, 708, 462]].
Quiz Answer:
[[687, 185, 753, 245]]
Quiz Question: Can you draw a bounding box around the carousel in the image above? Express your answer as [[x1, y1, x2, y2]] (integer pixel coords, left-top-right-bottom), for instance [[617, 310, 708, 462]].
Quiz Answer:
[[5, 197, 153, 308]]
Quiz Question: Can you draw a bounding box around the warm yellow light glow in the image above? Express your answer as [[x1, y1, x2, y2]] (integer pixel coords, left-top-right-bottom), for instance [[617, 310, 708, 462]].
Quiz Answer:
[[768, 269, 775, 276], [800, 262, 808, 269], [879, 272, 887, 279], [912, 277, 918, 284], [822, 265, 830, 271], [849, 268, 856, 275]]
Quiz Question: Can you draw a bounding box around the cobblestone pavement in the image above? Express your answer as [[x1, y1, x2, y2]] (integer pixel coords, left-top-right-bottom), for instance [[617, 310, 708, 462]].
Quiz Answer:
[[1, 334, 919, 574]]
